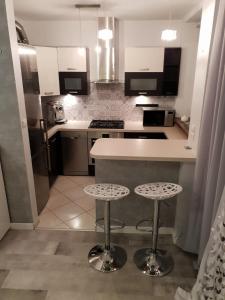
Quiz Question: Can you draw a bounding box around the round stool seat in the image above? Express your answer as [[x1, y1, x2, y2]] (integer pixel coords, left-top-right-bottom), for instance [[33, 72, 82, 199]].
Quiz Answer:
[[84, 183, 130, 201], [135, 182, 182, 200]]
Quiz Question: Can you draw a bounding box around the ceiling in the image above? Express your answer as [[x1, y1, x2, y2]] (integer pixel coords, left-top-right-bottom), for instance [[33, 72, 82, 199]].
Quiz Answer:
[[13, 0, 201, 21]]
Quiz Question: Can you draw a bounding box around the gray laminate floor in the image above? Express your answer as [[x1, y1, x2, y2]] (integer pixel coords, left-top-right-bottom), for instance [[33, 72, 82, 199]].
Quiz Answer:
[[0, 230, 196, 299]]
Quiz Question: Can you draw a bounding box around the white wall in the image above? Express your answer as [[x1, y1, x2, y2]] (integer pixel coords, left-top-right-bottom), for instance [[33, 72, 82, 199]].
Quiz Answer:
[[122, 20, 199, 116], [18, 19, 199, 117], [188, 0, 216, 150], [0, 0, 38, 224]]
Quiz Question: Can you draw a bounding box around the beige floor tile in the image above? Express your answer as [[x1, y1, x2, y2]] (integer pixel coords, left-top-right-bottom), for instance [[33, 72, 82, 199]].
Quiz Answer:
[[37, 211, 64, 229], [41, 206, 50, 215], [52, 223, 69, 229], [65, 213, 96, 230], [46, 192, 71, 210], [87, 208, 96, 219], [71, 195, 96, 211], [52, 203, 85, 222], [49, 187, 59, 197], [53, 176, 78, 192], [63, 187, 88, 202], [68, 176, 95, 186]]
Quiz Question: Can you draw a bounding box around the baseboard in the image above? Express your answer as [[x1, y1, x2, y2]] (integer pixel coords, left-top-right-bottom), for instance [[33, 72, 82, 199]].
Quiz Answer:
[[96, 226, 174, 235], [10, 223, 35, 230]]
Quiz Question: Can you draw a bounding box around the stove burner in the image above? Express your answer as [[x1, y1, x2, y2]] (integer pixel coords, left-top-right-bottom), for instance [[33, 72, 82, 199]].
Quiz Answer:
[[89, 120, 124, 129]]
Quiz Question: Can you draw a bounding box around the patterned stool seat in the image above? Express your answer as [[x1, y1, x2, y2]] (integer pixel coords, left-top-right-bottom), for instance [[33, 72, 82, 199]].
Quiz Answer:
[[84, 183, 130, 201], [135, 182, 183, 200]]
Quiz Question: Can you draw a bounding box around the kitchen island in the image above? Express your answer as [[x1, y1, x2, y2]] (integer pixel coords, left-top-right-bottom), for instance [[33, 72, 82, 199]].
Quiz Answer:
[[91, 138, 196, 236]]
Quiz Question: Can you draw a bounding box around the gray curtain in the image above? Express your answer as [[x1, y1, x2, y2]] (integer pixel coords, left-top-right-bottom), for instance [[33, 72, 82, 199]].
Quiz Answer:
[[175, 187, 225, 300], [182, 0, 225, 260]]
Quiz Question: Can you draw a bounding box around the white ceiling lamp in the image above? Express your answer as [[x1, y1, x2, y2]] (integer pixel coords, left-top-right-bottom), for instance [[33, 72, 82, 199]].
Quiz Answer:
[[97, 0, 113, 40], [161, 29, 177, 41], [98, 28, 113, 40], [161, 3, 177, 42]]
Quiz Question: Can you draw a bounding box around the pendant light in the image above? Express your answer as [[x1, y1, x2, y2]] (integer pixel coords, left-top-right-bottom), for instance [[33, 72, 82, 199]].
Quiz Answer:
[[161, 29, 177, 41], [98, 0, 113, 40], [161, 3, 177, 42]]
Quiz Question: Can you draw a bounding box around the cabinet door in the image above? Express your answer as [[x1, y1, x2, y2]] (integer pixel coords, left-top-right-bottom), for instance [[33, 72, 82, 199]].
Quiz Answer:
[[48, 133, 62, 187], [61, 132, 88, 175], [36, 47, 60, 96], [125, 47, 164, 72], [57, 48, 87, 72]]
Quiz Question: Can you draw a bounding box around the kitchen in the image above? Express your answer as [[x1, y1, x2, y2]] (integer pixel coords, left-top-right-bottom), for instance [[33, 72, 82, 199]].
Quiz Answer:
[[12, 0, 200, 232], [1, 0, 224, 299]]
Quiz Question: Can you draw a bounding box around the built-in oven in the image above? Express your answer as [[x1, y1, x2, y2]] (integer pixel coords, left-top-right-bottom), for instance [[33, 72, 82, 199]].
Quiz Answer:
[[58, 72, 89, 95], [88, 131, 124, 175], [125, 72, 163, 96]]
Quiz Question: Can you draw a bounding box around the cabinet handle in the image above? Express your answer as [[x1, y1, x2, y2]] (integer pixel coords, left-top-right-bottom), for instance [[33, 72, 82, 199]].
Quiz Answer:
[[139, 68, 150, 71], [44, 92, 54, 95], [67, 68, 77, 71], [47, 144, 52, 172], [50, 138, 56, 143], [64, 136, 79, 140]]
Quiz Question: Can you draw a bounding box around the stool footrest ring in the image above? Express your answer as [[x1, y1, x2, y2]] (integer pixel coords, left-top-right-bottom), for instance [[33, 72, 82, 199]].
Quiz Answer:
[[136, 219, 153, 232], [96, 218, 125, 230]]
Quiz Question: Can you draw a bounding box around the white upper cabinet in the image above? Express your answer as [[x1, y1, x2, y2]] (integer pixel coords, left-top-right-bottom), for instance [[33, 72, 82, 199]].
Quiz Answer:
[[36, 47, 60, 96], [57, 48, 87, 72], [125, 47, 165, 72]]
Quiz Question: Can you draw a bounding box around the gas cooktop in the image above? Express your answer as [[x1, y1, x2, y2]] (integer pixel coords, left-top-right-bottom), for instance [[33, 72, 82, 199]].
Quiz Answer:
[[89, 120, 124, 129]]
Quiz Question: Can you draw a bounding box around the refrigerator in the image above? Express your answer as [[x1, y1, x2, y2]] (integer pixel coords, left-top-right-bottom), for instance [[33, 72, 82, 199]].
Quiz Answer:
[[18, 44, 49, 215]]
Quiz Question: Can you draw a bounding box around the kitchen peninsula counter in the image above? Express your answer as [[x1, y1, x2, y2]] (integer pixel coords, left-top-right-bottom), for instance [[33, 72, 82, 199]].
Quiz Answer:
[[91, 138, 195, 162], [47, 120, 187, 139], [91, 137, 195, 233]]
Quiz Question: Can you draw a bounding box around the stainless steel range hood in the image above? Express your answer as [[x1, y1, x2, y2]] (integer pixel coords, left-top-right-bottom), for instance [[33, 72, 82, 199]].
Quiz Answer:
[[95, 17, 119, 84], [15, 20, 29, 44]]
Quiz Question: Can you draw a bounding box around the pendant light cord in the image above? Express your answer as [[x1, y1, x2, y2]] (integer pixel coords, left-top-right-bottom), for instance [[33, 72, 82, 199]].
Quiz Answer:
[[78, 8, 83, 46]]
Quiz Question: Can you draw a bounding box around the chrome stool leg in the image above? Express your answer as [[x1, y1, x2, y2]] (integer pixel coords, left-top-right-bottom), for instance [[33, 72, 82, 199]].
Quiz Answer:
[[88, 201, 127, 273], [134, 200, 173, 276]]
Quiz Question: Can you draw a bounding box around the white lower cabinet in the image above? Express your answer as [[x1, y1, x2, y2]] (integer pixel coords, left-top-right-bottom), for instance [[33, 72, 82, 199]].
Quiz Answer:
[[36, 46, 60, 96]]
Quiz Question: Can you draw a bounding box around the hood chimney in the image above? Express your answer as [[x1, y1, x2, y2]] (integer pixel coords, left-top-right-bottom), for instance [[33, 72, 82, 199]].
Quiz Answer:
[[96, 17, 119, 83]]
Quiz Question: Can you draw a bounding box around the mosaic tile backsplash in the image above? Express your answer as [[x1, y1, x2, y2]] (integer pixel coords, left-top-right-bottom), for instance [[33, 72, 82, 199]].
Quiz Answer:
[[42, 83, 175, 122]]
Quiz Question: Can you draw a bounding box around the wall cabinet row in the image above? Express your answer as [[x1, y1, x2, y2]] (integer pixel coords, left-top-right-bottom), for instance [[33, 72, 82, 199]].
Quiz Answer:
[[35, 47, 88, 96], [124, 47, 181, 96]]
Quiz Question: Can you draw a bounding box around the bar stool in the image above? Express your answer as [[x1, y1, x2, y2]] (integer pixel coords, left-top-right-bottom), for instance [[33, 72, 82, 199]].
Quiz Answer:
[[134, 182, 182, 277], [84, 183, 130, 273]]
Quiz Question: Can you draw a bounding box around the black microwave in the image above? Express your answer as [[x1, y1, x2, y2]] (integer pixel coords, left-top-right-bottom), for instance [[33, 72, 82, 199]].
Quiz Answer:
[[59, 72, 89, 95], [143, 108, 175, 127], [125, 72, 163, 96]]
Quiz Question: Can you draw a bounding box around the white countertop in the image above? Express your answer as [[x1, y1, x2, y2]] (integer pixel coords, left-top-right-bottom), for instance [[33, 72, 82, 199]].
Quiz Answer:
[[90, 138, 196, 162], [47, 120, 187, 139]]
